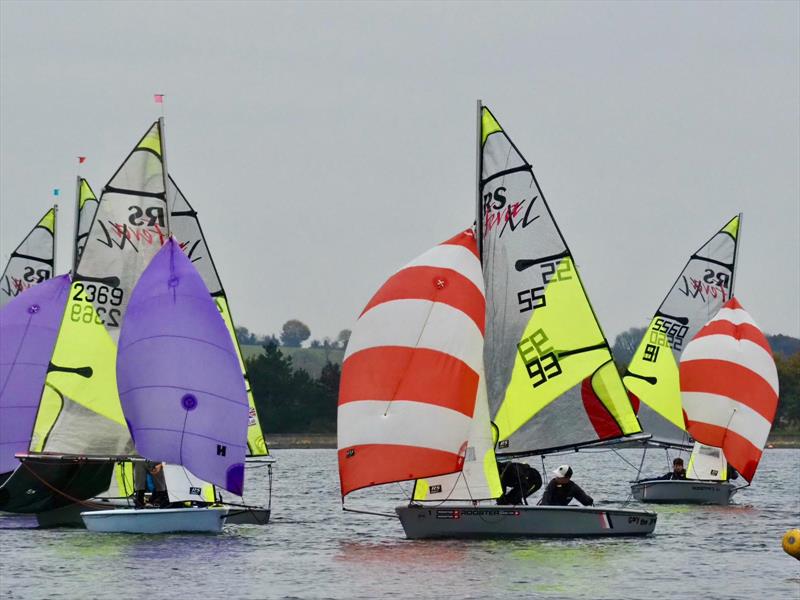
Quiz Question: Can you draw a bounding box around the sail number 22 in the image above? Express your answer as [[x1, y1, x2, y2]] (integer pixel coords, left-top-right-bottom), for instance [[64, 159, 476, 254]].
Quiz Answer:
[[70, 283, 123, 327]]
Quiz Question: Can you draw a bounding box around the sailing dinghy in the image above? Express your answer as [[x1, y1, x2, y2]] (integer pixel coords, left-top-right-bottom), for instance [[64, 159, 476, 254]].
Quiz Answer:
[[338, 103, 656, 539], [623, 216, 754, 504], [82, 238, 249, 533], [631, 298, 778, 504]]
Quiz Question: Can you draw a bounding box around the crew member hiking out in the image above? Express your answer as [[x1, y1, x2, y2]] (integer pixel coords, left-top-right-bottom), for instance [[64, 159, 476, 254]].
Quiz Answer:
[[496, 461, 542, 505]]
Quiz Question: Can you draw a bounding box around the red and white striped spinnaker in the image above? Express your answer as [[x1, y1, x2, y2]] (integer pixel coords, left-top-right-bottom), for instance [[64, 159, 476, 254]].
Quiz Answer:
[[338, 229, 485, 497], [680, 298, 778, 482]]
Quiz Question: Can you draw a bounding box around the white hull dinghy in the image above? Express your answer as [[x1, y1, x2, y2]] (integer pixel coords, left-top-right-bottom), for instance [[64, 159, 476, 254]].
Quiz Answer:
[[630, 299, 779, 505], [396, 505, 656, 539], [630, 479, 736, 505], [81, 507, 227, 534], [338, 102, 653, 539]]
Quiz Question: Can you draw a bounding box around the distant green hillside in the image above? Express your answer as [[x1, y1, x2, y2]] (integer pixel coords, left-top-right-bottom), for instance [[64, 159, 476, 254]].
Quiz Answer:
[[241, 344, 344, 377]]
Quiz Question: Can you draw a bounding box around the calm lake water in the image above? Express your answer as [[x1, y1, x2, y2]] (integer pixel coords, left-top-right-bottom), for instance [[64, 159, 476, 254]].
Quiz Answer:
[[1, 448, 798, 599]]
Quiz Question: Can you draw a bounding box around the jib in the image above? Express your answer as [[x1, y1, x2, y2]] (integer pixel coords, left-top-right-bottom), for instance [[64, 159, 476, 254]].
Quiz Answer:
[[23, 266, 50, 283], [128, 206, 165, 227], [702, 269, 730, 289], [483, 187, 507, 211]]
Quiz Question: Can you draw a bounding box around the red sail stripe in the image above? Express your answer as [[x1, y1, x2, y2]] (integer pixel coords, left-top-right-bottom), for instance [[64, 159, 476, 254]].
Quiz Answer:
[[360, 266, 485, 334], [691, 320, 772, 355], [580, 378, 623, 439], [725, 297, 743, 310], [440, 229, 480, 259], [680, 360, 778, 422], [338, 444, 464, 497], [684, 420, 761, 482], [339, 347, 478, 417]]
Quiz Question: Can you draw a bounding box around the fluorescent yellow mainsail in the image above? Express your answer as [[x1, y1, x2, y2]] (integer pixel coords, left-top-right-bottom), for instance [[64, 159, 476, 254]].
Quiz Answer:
[[29, 120, 169, 457], [623, 215, 741, 446], [480, 104, 641, 455]]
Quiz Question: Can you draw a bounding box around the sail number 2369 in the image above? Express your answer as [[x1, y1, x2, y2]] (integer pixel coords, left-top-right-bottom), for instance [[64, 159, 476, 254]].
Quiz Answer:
[[70, 283, 123, 327]]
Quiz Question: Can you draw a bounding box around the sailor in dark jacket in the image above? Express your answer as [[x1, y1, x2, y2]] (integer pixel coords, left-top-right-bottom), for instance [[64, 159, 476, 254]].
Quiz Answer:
[[539, 464, 593, 506], [657, 457, 687, 480]]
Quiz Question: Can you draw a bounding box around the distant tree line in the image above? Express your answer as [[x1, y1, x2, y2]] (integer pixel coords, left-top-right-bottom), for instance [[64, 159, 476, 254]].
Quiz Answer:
[[247, 342, 340, 433], [236, 321, 350, 350]]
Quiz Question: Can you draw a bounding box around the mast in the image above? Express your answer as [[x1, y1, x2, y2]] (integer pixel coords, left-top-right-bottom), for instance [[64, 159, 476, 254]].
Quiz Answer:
[[158, 117, 171, 236], [52, 202, 58, 275], [71, 176, 81, 274], [475, 99, 483, 258], [729, 212, 743, 298]]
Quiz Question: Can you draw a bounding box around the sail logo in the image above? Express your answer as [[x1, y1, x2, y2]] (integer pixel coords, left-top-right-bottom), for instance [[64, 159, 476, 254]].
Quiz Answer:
[[96, 219, 168, 253], [517, 329, 563, 388], [483, 190, 541, 237], [678, 270, 730, 304], [22, 266, 51, 283], [128, 206, 165, 227]]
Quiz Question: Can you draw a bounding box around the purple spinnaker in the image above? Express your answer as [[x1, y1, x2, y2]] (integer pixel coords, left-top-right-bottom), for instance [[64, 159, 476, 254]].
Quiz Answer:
[[116, 239, 248, 495], [0, 275, 71, 475]]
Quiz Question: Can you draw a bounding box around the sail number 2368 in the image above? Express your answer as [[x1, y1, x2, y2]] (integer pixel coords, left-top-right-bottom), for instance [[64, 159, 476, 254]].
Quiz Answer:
[[70, 283, 123, 327]]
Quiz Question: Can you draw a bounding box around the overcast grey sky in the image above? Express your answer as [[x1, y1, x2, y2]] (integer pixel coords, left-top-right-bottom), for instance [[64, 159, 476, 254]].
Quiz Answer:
[[1, 1, 798, 342]]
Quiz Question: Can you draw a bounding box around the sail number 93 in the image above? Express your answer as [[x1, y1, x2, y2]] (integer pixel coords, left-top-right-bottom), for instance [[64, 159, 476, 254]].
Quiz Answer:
[[70, 283, 123, 327], [517, 328, 562, 388]]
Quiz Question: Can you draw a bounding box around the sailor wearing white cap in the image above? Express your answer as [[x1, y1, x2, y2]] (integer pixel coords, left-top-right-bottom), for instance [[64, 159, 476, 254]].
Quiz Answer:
[[539, 464, 594, 507]]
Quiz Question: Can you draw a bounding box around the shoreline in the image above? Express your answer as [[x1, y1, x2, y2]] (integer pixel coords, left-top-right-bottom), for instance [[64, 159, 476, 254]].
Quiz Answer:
[[264, 433, 800, 450]]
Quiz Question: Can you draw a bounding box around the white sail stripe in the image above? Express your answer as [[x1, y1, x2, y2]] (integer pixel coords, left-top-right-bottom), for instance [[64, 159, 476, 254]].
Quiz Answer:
[[711, 307, 758, 327], [682, 391, 772, 449], [344, 299, 483, 370], [402, 244, 484, 294], [338, 400, 471, 454], [681, 335, 779, 395]]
